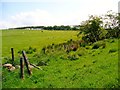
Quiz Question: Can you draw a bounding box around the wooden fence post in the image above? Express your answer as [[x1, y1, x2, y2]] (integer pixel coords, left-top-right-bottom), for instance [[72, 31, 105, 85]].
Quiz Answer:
[[20, 57, 24, 79], [22, 51, 32, 75], [11, 48, 14, 65]]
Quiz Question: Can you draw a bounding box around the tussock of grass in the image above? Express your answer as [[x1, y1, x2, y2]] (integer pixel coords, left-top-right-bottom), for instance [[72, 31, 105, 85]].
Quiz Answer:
[[92, 41, 106, 49], [109, 49, 117, 53]]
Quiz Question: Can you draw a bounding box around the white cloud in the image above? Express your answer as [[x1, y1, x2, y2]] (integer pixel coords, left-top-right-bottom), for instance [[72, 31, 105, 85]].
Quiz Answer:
[[11, 9, 51, 26], [0, 9, 54, 29], [0, 9, 86, 29], [10, 9, 71, 26]]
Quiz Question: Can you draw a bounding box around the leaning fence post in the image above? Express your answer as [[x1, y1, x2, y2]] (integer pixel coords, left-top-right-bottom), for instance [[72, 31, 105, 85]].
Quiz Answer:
[[22, 51, 32, 75], [11, 48, 14, 65], [20, 57, 24, 79]]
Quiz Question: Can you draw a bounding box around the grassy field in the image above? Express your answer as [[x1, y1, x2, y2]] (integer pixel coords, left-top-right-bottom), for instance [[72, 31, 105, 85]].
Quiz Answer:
[[2, 30, 119, 88], [2, 30, 79, 56]]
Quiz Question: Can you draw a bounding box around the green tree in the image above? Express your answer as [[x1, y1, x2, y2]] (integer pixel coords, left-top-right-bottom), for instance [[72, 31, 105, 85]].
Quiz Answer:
[[80, 15, 104, 42]]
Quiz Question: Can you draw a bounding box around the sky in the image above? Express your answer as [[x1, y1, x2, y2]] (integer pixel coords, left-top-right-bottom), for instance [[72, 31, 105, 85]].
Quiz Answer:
[[0, 0, 120, 29]]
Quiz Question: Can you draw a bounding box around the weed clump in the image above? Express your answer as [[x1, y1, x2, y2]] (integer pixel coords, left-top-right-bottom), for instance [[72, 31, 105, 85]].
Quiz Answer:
[[109, 49, 117, 53], [37, 61, 48, 66], [17, 50, 22, 54], [33, 53, 41, 58], [92, 41, 106, 49], [18, 46, 37, 54], [3, 57, 12, 64], [28, 46, 37, 53], [110, 39, 115, 43], [92, 60, 97, 63], [76, 48, 86, 56], [85, 46, 91, 49], [67, 54, 79, 61]]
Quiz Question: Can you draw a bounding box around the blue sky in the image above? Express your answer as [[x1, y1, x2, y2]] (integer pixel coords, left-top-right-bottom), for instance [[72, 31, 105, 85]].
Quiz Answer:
[[0, 0, 119, 29]]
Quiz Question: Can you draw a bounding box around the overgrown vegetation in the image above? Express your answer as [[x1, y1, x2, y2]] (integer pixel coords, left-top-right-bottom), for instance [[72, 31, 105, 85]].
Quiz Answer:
[[2, 10, 120, 88], [2, 37, 119, 88], [78, 10, 120, 43]]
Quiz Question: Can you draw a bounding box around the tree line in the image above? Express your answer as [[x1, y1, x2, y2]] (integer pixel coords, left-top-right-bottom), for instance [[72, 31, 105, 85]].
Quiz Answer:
[[9, 25, 80, 30]]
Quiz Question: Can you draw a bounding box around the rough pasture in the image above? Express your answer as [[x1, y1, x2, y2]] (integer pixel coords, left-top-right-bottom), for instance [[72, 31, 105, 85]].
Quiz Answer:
[[1, 30, 119, 88]]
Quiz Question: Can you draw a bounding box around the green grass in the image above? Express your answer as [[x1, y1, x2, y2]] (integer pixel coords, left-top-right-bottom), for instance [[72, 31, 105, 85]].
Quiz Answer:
[[2, 30, 79, 56], [2, 30, 119, 88]]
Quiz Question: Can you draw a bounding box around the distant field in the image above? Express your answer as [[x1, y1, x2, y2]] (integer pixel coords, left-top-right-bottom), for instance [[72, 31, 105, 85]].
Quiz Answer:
[[2, 30, 79, 56]]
